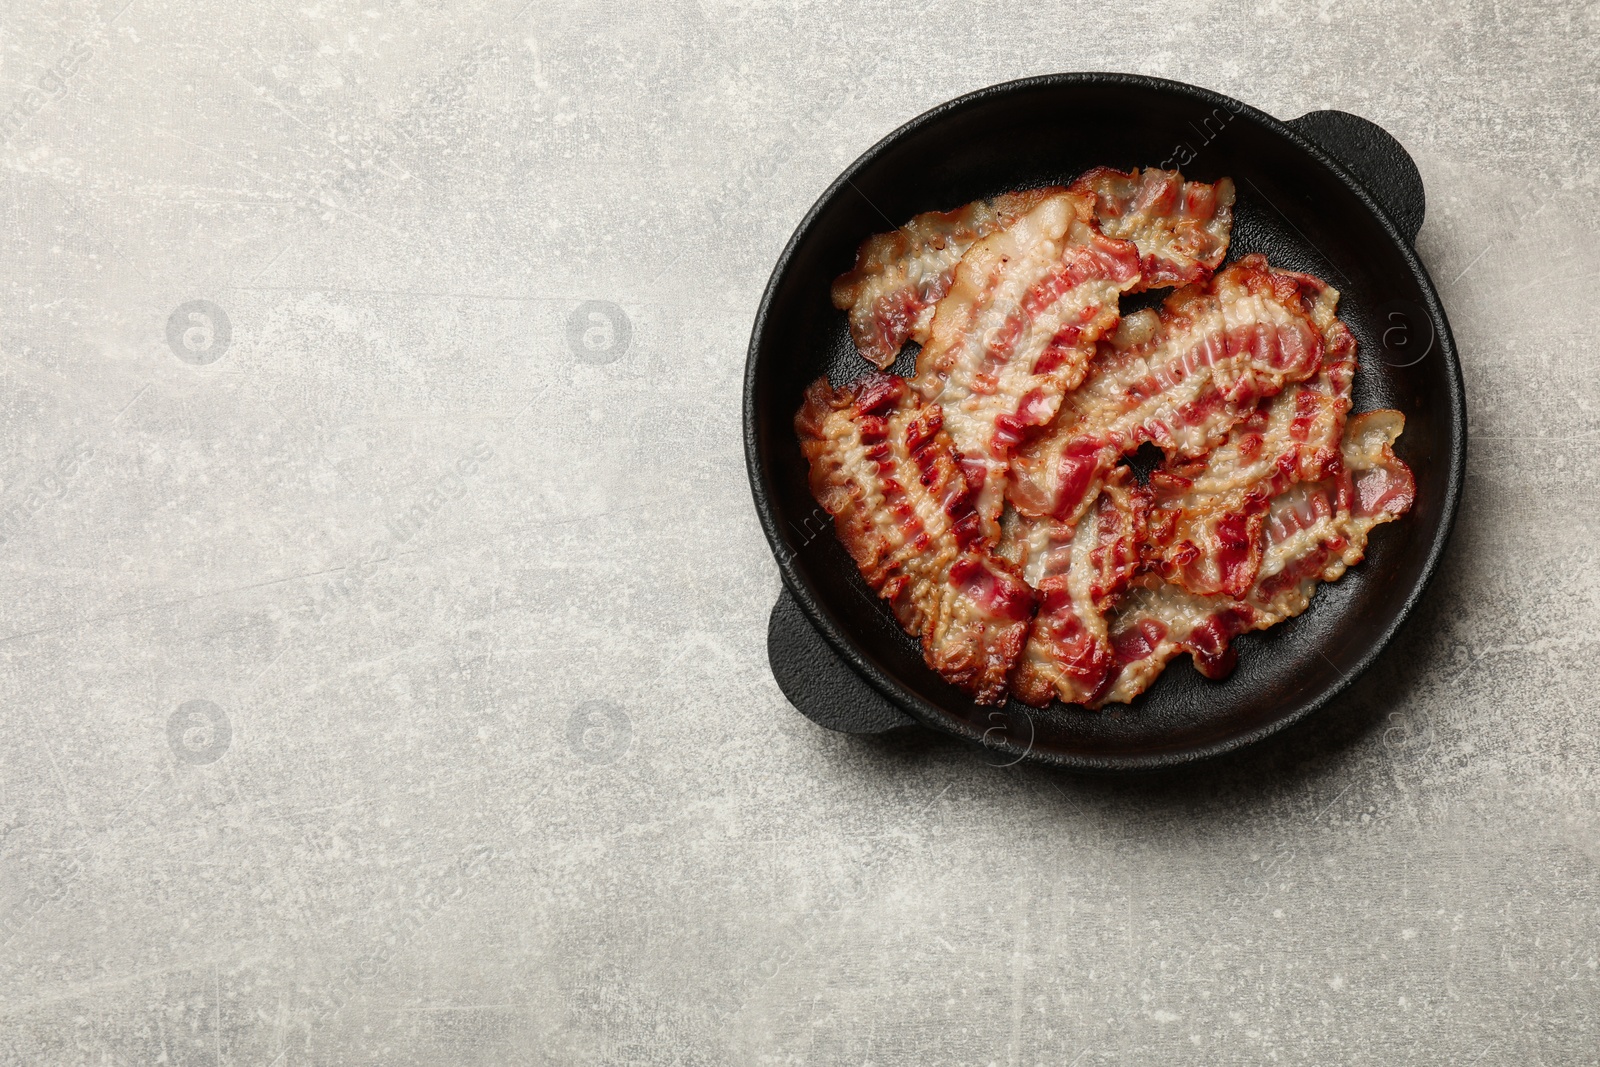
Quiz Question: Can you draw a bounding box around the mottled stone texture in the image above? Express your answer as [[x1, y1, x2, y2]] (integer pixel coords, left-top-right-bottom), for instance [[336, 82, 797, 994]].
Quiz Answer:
[[0, 0, 1596, 1063]]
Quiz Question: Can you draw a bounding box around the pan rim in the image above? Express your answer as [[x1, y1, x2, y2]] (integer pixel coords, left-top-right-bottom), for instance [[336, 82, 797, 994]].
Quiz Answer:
[[743, 71, 1467, 772]]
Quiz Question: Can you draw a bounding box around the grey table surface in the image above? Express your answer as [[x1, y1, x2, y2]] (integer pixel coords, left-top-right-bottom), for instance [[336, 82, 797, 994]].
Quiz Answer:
[[1, 0, 1597, 1063]]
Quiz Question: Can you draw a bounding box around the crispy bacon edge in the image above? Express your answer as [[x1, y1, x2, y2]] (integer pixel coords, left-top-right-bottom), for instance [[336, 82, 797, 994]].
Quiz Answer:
[[794, 372, 1036, 704]]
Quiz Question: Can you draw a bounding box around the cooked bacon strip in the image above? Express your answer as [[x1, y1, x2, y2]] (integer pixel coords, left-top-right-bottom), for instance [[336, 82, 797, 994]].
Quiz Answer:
[[1146, 282, 1357, 597], [1009, 255, 1330, 527], [830, 171, 1234, 369], [795, 373, 1035, 704], [1070, 167, 1236, 290], [911, 191, 1143, 535], [830, 188, 1061, 368], [1094, 409, 1415, 707], [1007, 468, 1150, 707]]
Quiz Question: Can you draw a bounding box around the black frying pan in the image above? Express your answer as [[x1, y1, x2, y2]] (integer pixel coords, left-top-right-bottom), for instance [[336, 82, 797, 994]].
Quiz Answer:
[[745, 73, 1465, 771]]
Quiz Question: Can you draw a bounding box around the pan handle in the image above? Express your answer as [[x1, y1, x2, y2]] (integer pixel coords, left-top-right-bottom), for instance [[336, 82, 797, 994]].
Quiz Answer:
[[768, 586, 917, 733], [1288, 110, 1425, 244]]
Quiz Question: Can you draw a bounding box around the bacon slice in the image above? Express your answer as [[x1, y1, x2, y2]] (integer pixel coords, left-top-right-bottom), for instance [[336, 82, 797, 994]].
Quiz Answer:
[[1008, 255, 1330, 527], [1069, 168, 1236, 290], [1094, 409, 1416, 707], [830, 188, 1061, 369], [794, 373, 1036, 704], [910, 191, 1143, 535], [830, 171, 1234, 369], [1145, 278, 1357, 597], [1006, 468, 1150, 707]]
